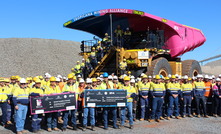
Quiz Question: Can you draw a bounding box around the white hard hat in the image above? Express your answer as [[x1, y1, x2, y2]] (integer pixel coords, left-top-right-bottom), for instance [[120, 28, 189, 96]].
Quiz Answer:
[[216, 78, 221, 82], [77, 75, 82, 78], [56, 77, 60, 82], [219, 74, 221, 78], [197, 74, 203, 78], [204, 75, 209, 79], [57, 75, 62, 79], [45, 74, 51, 79], [175, 74, 179, 78], [113, 76, 118, 80], [141, 73, 145, 77], [45, 73, 50, 76], [130, 75, 135, 79], [168, 74, 172, 78], [63, 77, 67, 80], [123, 74, 127, 79], [208, 76, 213, 80], [148, 76, 152, 79], [137, 78, 141, 81], [20, 78, 27, 84], [86, 78, 92, 83], [82, 58, 85, 61], [130, 79, 135, 83], [183, 75, 188, 80], [100, 75, 103, 78], [192, 76, 196, 80], [79, 79, 85, 83], [97, 77, 102, 81], [108, 75, 113, 80], [126, 27, 129, 30], [212, 75, 215, 79]]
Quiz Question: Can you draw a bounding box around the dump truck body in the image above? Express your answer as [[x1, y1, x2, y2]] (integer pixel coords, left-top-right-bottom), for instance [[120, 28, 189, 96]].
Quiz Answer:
[[64, 9, 205, 77]]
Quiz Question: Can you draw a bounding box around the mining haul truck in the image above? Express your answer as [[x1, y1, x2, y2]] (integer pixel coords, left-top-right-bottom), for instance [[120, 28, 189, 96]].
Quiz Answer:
[[64, 9, 206, 77]]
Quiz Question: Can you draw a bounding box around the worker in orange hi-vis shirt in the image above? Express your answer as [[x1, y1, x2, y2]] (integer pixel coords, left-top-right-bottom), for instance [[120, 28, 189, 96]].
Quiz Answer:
[[77, 79, 85, 125], [204, 75, 213, 115]]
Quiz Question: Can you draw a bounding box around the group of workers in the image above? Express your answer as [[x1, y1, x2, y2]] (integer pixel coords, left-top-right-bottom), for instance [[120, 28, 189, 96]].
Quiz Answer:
[[72, 56, 128, 79], [1, 72, 221, 134]]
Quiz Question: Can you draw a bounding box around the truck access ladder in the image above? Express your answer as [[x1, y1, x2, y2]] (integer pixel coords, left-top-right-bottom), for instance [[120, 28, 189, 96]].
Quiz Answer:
[[89, 47, 117, 77]]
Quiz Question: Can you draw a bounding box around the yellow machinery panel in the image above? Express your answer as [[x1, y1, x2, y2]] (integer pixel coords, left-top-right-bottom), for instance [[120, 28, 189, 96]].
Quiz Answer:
[[169, 61, 182, 75]]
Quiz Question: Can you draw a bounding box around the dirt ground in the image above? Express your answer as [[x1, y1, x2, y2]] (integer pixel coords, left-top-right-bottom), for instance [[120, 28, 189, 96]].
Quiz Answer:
[[1, 116, 221, 134]]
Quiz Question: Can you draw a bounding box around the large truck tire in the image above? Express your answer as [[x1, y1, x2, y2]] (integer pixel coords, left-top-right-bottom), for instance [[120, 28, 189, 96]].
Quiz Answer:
[[147, 57, 172, 77], [182, 60, 202, 77]]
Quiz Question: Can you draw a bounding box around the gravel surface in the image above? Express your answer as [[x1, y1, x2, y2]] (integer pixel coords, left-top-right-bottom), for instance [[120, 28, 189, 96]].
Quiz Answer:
[[0, 116, 221, 134], [0, 38, 81, 77]]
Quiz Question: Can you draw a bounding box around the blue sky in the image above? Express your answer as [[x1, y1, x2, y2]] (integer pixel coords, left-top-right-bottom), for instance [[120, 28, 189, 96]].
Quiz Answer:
[[0, 0, 220, 62]]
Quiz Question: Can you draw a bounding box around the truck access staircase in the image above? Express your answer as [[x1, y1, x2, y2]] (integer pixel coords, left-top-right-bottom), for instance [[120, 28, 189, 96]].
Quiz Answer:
[[89, 47, 118, 77]]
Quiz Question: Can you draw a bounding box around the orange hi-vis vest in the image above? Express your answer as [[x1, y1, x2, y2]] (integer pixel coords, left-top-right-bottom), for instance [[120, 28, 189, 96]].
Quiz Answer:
[[204, 81, 212, 97]]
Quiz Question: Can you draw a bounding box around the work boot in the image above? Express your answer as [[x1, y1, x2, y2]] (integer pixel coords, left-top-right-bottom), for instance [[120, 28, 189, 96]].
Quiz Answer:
[[61, 127, 66, 131], [129, 125, 134, 129], [47, 128, 52, 132], [160, 116, 164, 120], [182, 115, 186, 118], [148, 119, 154, 122], [113, 125, 119, 129], [156, 119, 160, 122], [73, 125, 77, 130], [204, 115, 209, 118], [53, 127, 59, 131], [17, 131, 22, 134], [188, 115, 193, 118], [33, 130, 39, 133], [140, 118, 144, 121], [21, 130, 28, 134], [82, 126, 86, 131], [166, 117, 171, 120], [119, 125, 124, 129], [6, 121, 13, 125], [58, 117, 63, 124], [197, 115, 201, 118], [213, 114, 218, 117], [91, 125, 95, 131], [176, 116, 182, 119]]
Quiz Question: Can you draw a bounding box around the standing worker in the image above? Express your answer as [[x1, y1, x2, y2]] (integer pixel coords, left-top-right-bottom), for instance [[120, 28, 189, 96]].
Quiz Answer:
[[12, 78, 30, 134], [114, 25, 124, 47], [0, 78, 9, 127], [82, 79, 95, 131], [149, 75, 166, 122], [180, 76, 194, 117], [99, 73, 118, 130], [166, 75, 181, 120], [89, 47, 98, 69], [61, 74, 78, 131], [74, 61, 82, 76], [119, 59, 127, 75], [124, 28, 132, 49], [44, 77, 61, 132], [212, 78, 221, 117], [29, 79, 44, 133], [139, 75, 150, 121], [204, 75, 213, 115], [119, 76, 136, 129], [102, 33, 111, 48], [193, 75, 209, 118]]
